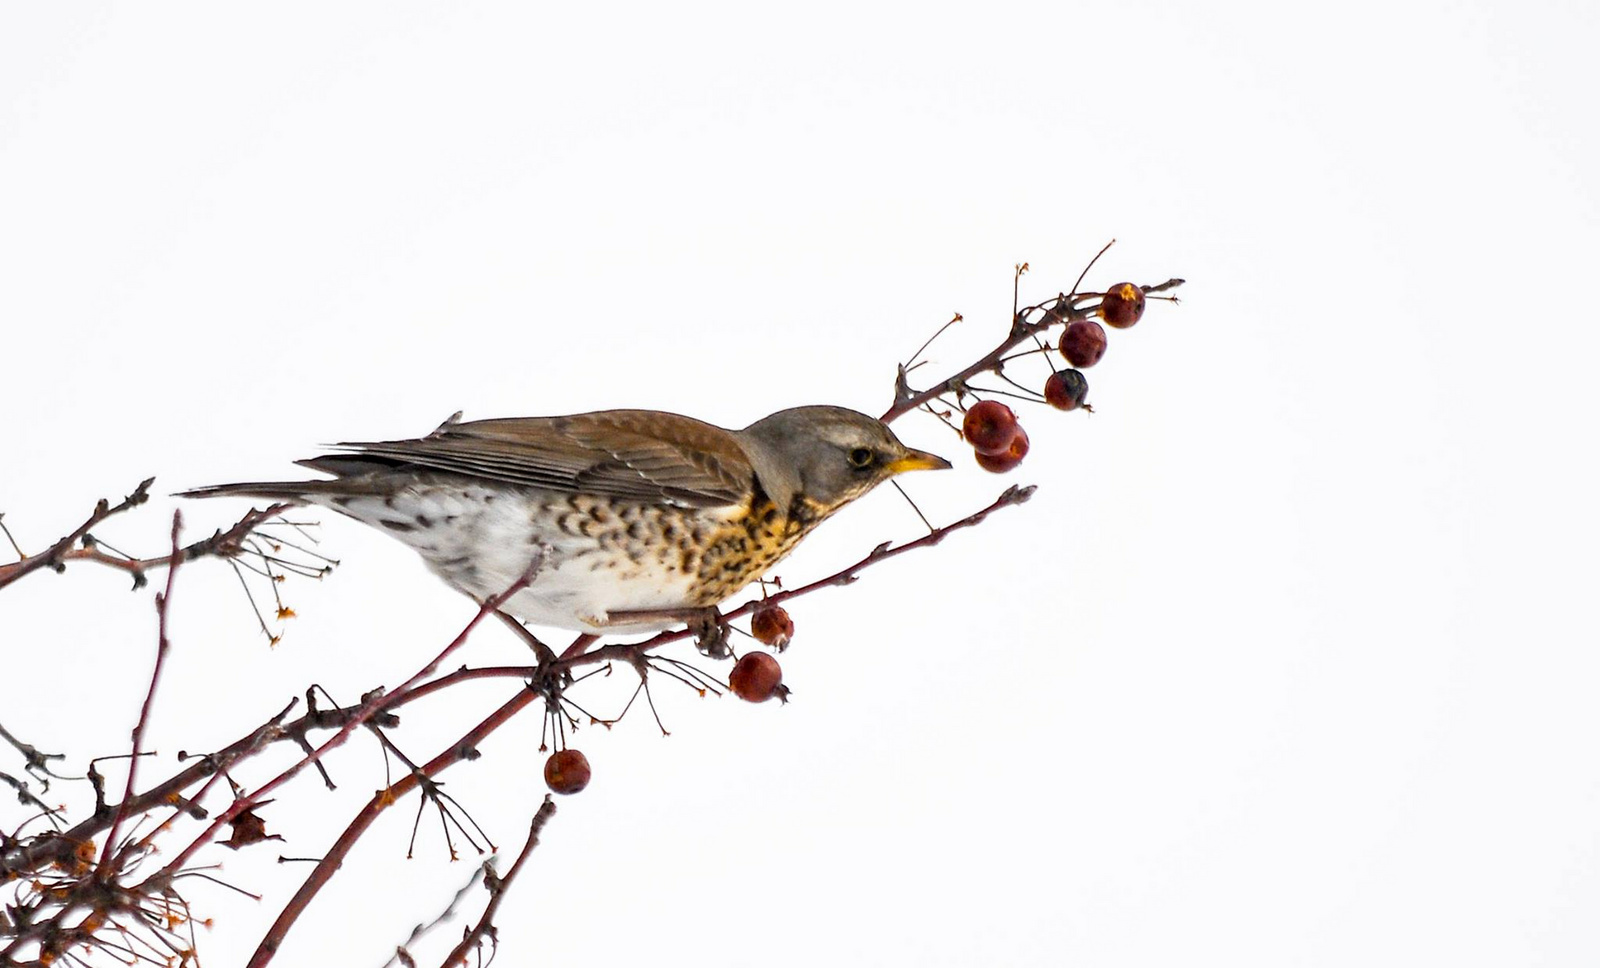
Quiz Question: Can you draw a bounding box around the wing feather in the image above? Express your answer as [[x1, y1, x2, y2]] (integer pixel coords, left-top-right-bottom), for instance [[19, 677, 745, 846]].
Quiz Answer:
[[313, 410, 753, 509]]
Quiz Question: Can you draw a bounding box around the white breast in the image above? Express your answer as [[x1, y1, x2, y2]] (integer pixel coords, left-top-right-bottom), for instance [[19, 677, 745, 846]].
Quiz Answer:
[[319, 483, 721, 634]]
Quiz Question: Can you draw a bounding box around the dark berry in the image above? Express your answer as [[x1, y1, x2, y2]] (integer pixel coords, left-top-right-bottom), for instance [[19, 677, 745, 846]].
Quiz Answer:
[[729, 652, 783, 702], [974, 427, 1028, 473], [962, 400, 1019, 456], [1043, 369, 1090, 411], [544, 749, 591, 795], [750, 605, 794, 649], [1058, 319, 1107, 368], [1099, 282, 1145, 328]]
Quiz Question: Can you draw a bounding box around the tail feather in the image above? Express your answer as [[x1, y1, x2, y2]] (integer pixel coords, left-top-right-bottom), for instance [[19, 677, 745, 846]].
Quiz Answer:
[[178, 482, 315, 503], [178, 478, 386, 503], [180, 455, 412, 503]]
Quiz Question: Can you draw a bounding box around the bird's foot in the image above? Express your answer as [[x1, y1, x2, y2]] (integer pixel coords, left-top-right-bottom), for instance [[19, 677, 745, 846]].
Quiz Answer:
[[689, 608, 732, 659], [605, 605, 731, 658]]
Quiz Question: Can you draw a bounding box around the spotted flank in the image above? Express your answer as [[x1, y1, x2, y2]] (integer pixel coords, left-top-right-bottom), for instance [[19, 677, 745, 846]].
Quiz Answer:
[[317, 481, 828, 634]]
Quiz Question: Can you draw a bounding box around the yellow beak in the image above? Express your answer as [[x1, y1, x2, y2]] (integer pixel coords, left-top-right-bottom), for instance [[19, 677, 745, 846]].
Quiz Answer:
[[885, 449, 953, 474]]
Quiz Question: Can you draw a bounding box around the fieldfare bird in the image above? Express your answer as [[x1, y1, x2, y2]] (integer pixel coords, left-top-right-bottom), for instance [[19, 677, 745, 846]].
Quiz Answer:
[[183, 406, 950, 638]]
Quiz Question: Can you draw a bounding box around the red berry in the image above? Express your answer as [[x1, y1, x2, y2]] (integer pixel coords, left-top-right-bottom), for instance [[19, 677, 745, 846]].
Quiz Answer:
[[962, 400, 1019, 455], [1043, 369, 1090, 411], [729, 651, 783, 702], [1058, 319, 1107, 368], [1099, 283, 1145, 328], [544, 749, 591, 795], [750, 605, 794, 649], [974, 426, 1028, 473]]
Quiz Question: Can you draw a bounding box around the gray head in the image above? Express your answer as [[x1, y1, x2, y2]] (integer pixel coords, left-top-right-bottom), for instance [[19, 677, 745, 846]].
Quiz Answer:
[[736, 405, 951, 513]]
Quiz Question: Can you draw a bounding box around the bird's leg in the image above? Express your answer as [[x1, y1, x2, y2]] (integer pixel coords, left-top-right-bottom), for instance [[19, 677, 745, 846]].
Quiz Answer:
[[604, 606, 732, 659], [492, 610, 559, 664], [690, 608, 732, 659]]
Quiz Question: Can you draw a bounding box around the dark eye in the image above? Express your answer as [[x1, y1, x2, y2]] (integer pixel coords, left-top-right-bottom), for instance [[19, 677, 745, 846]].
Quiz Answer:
[[847, 447, 874, 469]]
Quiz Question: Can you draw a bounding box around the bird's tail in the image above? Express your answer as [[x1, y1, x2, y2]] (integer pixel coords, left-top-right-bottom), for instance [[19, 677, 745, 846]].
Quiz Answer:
[[177, 478, 371, 503], [180, 457, 401, 503], [178, 482, 306, 503]]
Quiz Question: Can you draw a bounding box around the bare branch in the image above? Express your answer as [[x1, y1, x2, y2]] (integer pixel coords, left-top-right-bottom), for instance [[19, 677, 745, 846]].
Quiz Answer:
[[436, 798, 557, 968], [98, 511, 185, 873], [0, 478, 153, 590]]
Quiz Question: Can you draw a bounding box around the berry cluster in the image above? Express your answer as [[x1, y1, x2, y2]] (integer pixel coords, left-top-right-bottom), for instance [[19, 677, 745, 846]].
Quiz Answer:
[[963, 400, 1030, 473], [961, 282, 1146, 472]]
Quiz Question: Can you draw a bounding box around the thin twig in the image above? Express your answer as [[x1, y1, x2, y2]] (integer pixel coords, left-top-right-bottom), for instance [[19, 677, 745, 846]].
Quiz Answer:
[[0, 493, 296, 593], [143, 552, 545, 889], [436, 798, 557, 968], [881, 257, 1184, 423], [383, 867, 485, 968], [245, 688, 544, 968], [98, 511, 184, 873], [0, 478, 154, 590]]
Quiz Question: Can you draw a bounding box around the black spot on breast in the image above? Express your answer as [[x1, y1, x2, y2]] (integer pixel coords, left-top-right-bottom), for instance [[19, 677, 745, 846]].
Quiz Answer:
[[380, 519, 416, 533], [415, 514, 432, 527]]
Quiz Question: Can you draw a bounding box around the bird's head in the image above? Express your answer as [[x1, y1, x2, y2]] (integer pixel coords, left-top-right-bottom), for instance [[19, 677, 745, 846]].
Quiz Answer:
[[737, 405, 951, 515]]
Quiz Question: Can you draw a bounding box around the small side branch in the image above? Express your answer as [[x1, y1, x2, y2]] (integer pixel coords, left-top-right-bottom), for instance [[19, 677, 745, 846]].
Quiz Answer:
[[145, 554, 543, 889], [0, 478, 153, 590], [881, 270, 1185, 424], [0, 485, 297, 593], [246, 688, 544, 968], [436, 797, 557, 968], [98, 511, 185, 872]]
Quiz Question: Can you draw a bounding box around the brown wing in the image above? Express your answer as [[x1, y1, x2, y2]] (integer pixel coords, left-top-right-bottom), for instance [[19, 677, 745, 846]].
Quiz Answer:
[[302, 410, 754, 509]]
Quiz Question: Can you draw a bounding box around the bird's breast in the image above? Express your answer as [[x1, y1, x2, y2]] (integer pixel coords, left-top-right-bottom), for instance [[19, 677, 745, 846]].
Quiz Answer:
[[687, 494, 833, 604]]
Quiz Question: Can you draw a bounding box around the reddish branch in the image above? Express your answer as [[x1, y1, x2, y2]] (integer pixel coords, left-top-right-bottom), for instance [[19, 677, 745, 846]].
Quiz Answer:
[[246, 688, 544, 968], [141, 553, 546, 889], [0, 482, 293, 592], [97, 511, 185, 873], [437, 797, 557, 968], [0, 698, 395, 877], [0, 478, 153, 590]]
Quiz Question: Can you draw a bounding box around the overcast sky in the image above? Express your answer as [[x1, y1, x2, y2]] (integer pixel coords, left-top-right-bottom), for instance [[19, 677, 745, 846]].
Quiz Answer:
[[2, 3, 1596, 966]]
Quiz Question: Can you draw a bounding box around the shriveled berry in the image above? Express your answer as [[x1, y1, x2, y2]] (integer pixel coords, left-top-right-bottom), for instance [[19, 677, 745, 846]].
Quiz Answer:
[[974, 427, 1028, 473], [729, 651, 783, 702], [1099, 282, 1145, 328], [1043, 369, 1090, 411], [1058, 319, 1107, 368], [750, 604, 794, 649], [962, 400, 1019, 455], [544, 749, 591, 795]]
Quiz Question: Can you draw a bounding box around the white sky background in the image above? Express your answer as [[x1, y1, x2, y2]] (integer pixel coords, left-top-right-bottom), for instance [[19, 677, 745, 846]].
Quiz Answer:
[[2, 2, 1596, 966]]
